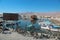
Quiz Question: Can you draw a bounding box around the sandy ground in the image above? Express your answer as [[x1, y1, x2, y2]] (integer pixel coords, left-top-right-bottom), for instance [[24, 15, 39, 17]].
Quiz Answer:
[[0, 32, 57, 40]]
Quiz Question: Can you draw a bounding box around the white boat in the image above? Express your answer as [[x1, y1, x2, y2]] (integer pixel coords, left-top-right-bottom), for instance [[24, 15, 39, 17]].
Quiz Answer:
[[39, 21, 60, 33], [41, 25, 49, 30], [41, 24, 60, 32]]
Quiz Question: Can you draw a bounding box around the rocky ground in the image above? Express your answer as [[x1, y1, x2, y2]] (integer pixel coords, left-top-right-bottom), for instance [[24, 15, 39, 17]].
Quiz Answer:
[[0, 32, 58, 40]]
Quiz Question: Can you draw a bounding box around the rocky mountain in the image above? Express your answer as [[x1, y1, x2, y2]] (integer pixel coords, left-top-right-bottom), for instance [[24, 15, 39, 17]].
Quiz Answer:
[[19, 12, 60, 17], [0, 12, 60, 17]]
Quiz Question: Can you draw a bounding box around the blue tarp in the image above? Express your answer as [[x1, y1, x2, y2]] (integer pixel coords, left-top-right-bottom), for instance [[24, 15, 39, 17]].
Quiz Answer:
[[17, 20, 40, 30]]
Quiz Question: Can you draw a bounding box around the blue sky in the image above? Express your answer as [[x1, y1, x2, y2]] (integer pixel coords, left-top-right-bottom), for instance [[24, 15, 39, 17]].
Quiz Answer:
[[0, 0, 60, 13]]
